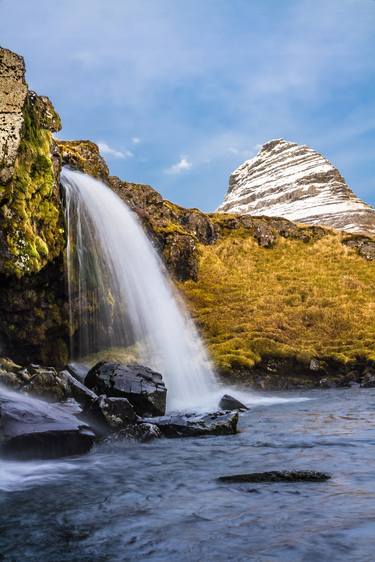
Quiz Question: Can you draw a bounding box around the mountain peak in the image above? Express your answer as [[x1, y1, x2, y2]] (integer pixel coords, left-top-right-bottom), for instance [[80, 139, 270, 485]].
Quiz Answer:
[[218, 139, 375, 236]]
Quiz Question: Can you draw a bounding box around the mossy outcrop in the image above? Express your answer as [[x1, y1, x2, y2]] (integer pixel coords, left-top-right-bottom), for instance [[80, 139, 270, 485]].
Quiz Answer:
[[0, 47, 64, 277], [57, 140, 109, 180]]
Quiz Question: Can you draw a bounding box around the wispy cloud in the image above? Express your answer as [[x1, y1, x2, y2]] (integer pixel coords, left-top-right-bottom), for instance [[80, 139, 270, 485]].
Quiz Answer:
[[3, 0, 374, 209], [165, 156, 192, 175], [97, 142, 133, 159]]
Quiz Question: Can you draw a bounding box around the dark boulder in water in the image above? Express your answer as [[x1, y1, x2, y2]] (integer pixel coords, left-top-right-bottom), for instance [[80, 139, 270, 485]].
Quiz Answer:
[[85, 362, 167, 417], [219, 394, 248, 411], [217, 470, 331, 483], [0, 387, 95, 459], [143, 410, 238, 437], [105, 423, 162, 443], [86, 395, 137, 433]]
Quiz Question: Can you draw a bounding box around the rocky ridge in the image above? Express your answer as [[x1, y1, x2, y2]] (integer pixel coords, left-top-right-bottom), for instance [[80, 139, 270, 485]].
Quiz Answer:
[[218, 139, 375, 236]]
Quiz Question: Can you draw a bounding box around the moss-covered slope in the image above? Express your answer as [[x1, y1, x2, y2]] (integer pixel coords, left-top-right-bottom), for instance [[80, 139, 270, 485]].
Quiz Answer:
[[0, 93, 64, 276], [178, 228, 375, 384]]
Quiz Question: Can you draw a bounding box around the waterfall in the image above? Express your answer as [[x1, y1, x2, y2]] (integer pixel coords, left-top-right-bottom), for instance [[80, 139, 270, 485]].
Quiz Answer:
[[61, 168, 218, 411]]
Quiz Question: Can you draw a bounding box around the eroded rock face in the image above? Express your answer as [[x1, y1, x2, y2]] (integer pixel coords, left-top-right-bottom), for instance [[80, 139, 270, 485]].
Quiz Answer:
[[0, 47, 64, 278], [85, 362, 167, 417], [218, 139, 375, 236], [0, 48, 28, 185], [0, 387, 94, 459]]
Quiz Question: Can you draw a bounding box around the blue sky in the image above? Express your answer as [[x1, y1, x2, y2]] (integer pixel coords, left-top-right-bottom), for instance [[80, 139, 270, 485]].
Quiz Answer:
[[1, 0, 374, 210]]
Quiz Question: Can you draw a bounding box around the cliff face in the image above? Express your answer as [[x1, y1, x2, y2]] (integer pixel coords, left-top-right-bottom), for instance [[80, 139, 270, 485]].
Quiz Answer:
[[218, 139, 375, 236], [0, 47, 68, 364], [0, 48, 64, 278]]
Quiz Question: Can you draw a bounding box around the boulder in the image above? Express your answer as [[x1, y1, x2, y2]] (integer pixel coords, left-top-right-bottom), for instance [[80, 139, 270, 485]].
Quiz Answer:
[[105, 423, 162, 443], [219, 394, 248, 411], [0, 387, 94, 459], [217, 470, 331, 483], [85, 362, 167, 416], [60, 369, 97, 408], [86, 395, 137, 432], [143, 410, 238, 437]]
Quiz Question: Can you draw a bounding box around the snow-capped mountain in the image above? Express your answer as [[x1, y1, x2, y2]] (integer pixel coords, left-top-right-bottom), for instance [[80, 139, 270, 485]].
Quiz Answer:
[[217, 139, 375, 236]]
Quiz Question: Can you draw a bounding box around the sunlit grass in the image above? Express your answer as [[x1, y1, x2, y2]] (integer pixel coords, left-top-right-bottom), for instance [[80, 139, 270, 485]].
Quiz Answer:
[[179, 233, 375, 372]]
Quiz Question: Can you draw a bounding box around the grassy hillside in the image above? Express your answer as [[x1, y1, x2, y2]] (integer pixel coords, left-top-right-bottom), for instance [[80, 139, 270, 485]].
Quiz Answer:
[[178, 227, 375, 382]]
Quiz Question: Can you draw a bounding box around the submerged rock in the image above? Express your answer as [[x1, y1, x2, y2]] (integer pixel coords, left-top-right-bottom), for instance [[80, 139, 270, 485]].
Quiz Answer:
[[218, 470, 331, 483], [87, 395, 137, 432], [85, 362, 167, 417], [219, 394, 248, 411], [143, 410, 238, 437], [0, 387, 94, 459]]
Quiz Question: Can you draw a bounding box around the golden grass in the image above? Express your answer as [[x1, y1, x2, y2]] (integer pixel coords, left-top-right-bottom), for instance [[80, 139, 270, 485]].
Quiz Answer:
[[178, 233, 375, 371]]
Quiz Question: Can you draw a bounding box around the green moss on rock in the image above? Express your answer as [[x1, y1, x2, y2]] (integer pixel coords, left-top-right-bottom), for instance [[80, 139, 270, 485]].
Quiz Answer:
[[0, 93, 64, 277], [56, 140, 109, 180]]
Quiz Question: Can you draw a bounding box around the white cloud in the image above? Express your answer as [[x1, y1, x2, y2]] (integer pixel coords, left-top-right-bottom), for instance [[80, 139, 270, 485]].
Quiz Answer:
[[131, 137, 141, 144], [97, 142, 133, 159], [165, 156, 192, 175]]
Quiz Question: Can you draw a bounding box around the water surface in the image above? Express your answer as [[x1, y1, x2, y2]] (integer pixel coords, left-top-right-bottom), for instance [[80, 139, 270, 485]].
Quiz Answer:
[[1, 388, 375, 561]]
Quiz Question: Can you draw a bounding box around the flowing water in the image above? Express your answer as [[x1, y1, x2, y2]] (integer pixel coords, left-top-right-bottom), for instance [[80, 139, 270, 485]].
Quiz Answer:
[[1, 388, 375, 561], [61, 168, 218, 412]]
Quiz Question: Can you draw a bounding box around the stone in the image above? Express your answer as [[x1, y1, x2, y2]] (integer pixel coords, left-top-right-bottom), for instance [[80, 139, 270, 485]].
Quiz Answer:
[[217, 470, 331, 483], [20, 365, 70, 401], [85, 362, 167, 417], [105, 423, 162, 443], [87, 395, 137, 432], [0, 387, 94, 459], [143, 410, 239, 437], [60, 370, 98, 407], [0, 48, 28, 184], [219, 394, 248, 411], [217, 138, 375, 237]]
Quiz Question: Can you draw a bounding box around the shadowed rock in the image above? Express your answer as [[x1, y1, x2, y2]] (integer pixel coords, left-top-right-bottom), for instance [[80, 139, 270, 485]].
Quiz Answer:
[[60, 369, 98, 408], [218, 470, 331, 483], [105, 423, 162, 443], [0, 387, 94, 459], [219, 394, 248, 411], [85, 362, 167, 417], [144, 410, 238, 437], [86, 395, 137, 433]]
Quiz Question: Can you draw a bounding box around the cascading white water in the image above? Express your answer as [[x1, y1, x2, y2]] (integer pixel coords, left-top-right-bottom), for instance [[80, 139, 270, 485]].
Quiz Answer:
[[61, 168, 218, 411]]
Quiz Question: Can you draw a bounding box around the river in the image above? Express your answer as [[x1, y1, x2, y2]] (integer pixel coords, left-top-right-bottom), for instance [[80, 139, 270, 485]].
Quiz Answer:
[[1, 387, 375, 561]]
